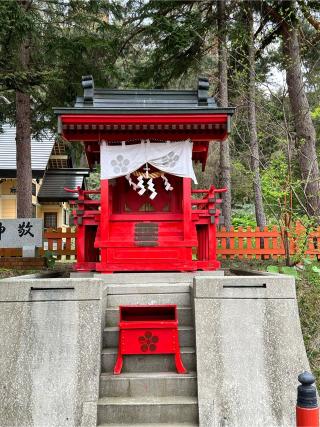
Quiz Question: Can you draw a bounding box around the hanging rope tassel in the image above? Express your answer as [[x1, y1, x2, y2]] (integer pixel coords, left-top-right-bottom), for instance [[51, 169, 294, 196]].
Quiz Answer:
[[147, 178, 157, 200], [137, 175, 146, 195], [125, 174, 138, 191], [162, 174, 173, 191]]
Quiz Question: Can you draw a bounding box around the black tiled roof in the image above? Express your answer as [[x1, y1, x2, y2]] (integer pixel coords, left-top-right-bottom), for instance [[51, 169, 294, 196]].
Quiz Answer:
[[37, 169, 89, 202], [54, 76, 235, 116]]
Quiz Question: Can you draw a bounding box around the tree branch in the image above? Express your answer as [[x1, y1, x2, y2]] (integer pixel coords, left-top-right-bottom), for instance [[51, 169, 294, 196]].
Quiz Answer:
[[298, 0, 320, 32]]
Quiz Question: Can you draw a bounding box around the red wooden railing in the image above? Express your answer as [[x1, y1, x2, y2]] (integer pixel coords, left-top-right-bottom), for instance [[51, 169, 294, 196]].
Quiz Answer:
[[0, 222, 319, 261]]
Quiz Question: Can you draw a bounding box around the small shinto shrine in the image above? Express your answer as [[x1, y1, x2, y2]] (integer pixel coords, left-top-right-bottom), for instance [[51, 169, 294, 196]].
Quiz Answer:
[[55, 76, 234, 273]]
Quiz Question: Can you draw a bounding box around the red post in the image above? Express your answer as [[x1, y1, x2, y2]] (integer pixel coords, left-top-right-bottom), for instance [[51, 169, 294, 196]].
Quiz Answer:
[[182, 178, 192, 241], [296, 372, 319, 427]]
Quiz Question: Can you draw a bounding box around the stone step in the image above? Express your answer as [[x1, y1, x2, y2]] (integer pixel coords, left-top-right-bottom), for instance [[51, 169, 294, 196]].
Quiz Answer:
[[107, 292, 191, 307], [97, 272, 195, 284], [105, 306, 193, 327], [97, 396, 198, 425], [106, 283, 191, 294], [103, 325, 195, 348], [101, 347, 196, 373], [99, 371, 197, 397], [99, 424, 198, 426]]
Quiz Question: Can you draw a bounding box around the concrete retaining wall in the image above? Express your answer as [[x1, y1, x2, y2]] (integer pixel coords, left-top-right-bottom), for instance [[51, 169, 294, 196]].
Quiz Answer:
[[0, 278, 104, 427], [0, 272, 312, 427], [193, 275, 310, 427]]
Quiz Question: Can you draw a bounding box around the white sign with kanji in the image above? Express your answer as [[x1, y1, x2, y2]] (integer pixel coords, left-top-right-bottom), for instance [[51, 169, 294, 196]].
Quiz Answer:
[[0, 219, 43, 248]]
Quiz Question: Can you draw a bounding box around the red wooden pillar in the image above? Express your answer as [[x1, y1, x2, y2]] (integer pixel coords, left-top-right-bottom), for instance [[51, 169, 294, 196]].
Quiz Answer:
[[182, 178, 193, 266], [183, 178, 192, 241], [207, 192, 215, 262], [99, 178, 110, 268], [73, 187, 86, 269], [76, 224, 86, 267]]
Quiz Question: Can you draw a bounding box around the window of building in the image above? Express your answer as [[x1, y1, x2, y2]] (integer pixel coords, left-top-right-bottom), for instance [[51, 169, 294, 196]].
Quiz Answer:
[[44, 212, 57, 229], [63, 209, 69, 225], [32, 204, 37, 218]]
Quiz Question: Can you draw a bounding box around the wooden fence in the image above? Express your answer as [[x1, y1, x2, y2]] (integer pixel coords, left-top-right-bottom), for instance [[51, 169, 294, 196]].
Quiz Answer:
[[0, 223, 319, 261], [216, 223, 320, 260]]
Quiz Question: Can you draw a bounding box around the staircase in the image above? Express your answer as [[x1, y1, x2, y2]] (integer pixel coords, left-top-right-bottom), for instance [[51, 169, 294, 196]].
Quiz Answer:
[[97, 273, 199, 426]]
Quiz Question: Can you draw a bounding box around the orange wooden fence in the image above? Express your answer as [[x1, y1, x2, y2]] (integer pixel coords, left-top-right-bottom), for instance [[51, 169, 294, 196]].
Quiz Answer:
[[217, 223, 320, 260], [0, 223, 319, 261]]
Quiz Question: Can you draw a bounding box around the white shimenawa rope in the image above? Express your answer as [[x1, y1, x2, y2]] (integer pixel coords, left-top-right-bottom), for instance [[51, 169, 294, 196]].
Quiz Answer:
[[137, 175, 146, 195], [147, 178, 157, 200], [125, 174, 138, 191], [162, 175, 173, 191], [126, 172, 173, 198]]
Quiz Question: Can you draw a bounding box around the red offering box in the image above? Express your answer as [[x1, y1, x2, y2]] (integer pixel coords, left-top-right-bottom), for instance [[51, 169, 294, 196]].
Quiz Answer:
[[113, 305, 187, 374]]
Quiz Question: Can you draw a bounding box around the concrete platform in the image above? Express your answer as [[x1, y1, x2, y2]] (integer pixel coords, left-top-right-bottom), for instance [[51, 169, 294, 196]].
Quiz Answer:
[[0, 270, 312, 427], [70, 271, 224, 280], [193, 274, 311, 427]]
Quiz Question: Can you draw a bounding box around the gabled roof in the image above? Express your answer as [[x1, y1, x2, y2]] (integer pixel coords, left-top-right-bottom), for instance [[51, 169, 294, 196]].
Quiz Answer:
[[54, 76, 235, 171], [37, 169, 89, 202], [54, 76, 235, 115], [0, 123, 55, 178], [72, 88, 218, 111]]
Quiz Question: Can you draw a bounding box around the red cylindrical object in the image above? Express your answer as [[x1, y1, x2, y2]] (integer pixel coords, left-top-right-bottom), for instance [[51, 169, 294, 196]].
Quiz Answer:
[[296, 406, 319, 427], [296, 372, 319, 427]]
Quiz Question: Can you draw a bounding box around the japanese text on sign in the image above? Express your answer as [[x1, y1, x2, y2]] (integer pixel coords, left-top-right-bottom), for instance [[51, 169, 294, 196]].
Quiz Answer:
[[0, 219, 43, 248]]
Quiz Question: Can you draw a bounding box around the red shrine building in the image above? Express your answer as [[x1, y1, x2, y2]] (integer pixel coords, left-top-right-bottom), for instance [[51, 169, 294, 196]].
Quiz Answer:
[[55, 76, 234, 273]]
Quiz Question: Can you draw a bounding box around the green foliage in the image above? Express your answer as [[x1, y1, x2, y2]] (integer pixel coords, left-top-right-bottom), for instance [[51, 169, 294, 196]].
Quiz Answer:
[[124, 1, 216, 88], [297, 269, 320, 382], [86, 166, 101, 199], [311, 106, 320, 120], [260, 150, 310, 228], [87, 166, 101, 190], [281, 266, 299, 278], [266, 265, 280, 273], [44, 251, 56, 269], [270, 256, 320, 283], [232, 204, 256, 228], [261, 152, 289, 213], [266, 264, 298, 277], [312, 265, 320, 274], [232, 214, 257, 229], [300, 257, 320, 289], [290, 220, 317, 265], [231, 161, 253, 206], [0, 0, 131, 132]]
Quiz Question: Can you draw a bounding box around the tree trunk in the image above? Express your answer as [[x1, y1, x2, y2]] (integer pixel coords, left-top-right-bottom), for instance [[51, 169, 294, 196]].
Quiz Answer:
[[16, 0, 32, 218], [247, 5, 266, 228], [282, 13, 320, 219], [217, 0, 231, 230]]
